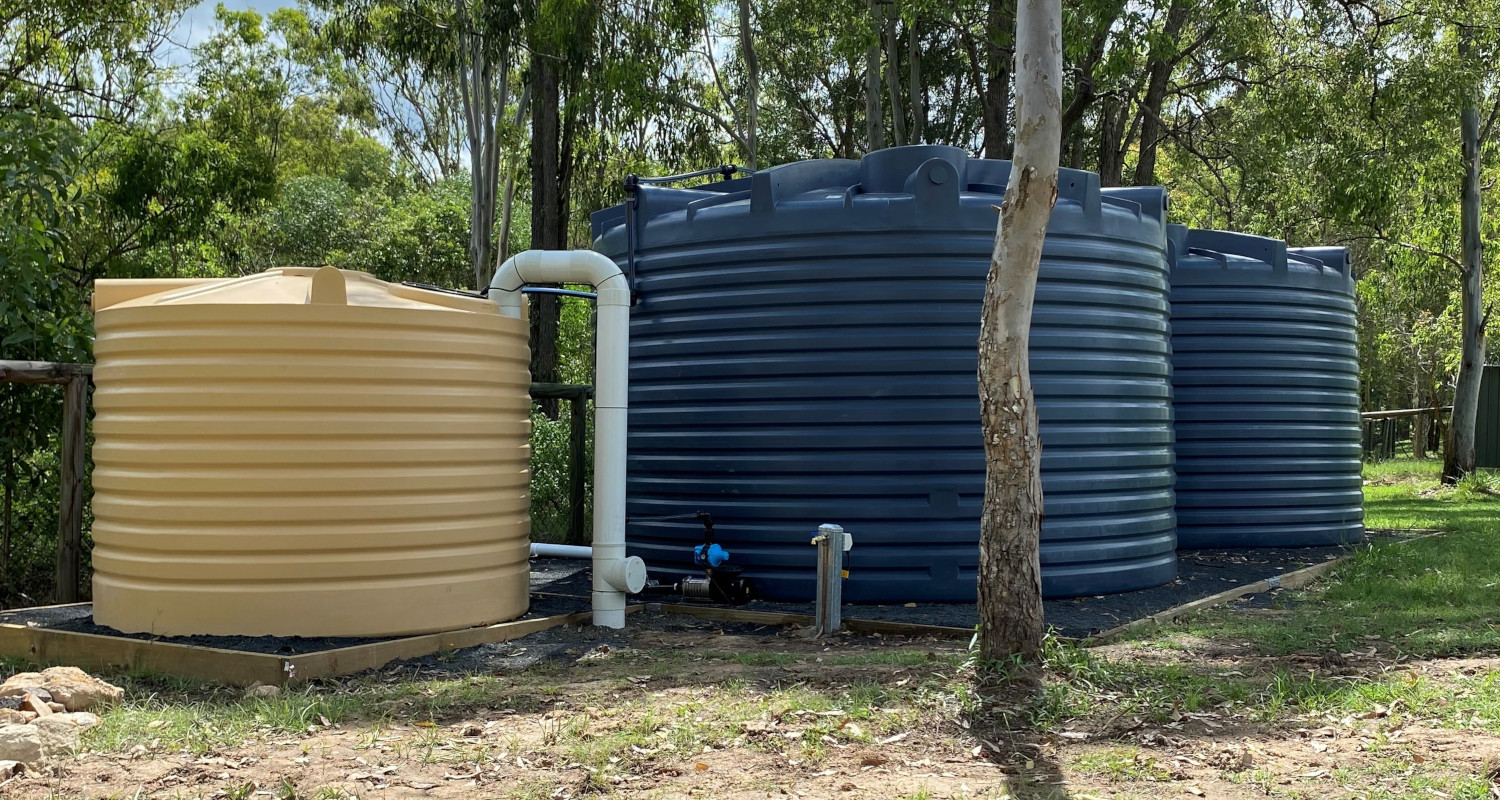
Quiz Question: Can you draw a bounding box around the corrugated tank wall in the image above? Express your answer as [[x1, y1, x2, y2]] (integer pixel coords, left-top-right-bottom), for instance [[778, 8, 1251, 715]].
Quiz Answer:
[[591, 145, 1177, 602], [90, 267, 533, 637], [1169, 228, 1364, 548]]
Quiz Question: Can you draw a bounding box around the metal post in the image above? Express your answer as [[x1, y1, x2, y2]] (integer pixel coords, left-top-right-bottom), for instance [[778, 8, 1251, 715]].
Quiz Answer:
[[811, 523, 850, 636]]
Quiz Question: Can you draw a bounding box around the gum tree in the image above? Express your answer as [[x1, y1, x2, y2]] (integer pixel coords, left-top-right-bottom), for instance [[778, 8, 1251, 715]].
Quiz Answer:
[[976, 0, 1060, 660]]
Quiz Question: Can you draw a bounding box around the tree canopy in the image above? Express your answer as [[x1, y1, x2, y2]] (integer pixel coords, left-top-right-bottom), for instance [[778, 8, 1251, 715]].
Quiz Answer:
[[1, 0, 1497, 599]]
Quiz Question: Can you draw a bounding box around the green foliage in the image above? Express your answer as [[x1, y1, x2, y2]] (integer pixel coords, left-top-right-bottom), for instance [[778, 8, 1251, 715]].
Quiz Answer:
[[105, 128, 280, 252], [272, 175, 358, 266], [5, 0, 1500, 595], [353, 176, 472, 286]]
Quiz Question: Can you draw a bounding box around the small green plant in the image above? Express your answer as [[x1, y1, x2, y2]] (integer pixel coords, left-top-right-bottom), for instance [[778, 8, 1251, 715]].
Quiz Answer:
[[223, 781, 257, 800]]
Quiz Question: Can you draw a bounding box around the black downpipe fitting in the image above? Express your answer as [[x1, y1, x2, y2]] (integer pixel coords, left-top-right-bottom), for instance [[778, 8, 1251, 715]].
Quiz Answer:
[[622, 166, 750, 306]]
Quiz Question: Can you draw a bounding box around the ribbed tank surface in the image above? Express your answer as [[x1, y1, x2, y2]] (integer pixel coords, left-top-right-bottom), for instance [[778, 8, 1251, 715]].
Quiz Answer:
[[592, 146, 1177, 602], [1169, 228, 1363, 548], [90, 267, 532, 636]]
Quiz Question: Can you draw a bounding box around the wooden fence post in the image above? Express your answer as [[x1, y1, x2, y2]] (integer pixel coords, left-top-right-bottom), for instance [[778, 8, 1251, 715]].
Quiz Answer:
[[568, 394, 589, 545], [55, 375, 87, 603]]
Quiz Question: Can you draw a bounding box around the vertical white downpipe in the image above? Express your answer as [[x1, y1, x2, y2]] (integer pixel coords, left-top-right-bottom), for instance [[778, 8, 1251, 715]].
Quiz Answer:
[[490, 250, 646, 628]]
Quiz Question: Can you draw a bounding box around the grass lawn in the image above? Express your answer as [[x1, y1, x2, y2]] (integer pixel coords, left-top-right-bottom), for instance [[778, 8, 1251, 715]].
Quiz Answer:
[[1162, 458, 1500, 656], [6, 459, 1500, 799]]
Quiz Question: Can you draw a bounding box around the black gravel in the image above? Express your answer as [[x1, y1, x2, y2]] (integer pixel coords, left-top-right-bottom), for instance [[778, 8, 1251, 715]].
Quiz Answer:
[[0, 539, 1384, 656], [535, 544, 1372, 638], [651, 539, 1391, 638]]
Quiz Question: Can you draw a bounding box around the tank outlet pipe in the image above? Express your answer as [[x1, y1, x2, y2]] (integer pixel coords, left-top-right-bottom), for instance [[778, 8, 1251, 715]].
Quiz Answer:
[[490, 249, 647, 628], [530, 543, 592, 559]]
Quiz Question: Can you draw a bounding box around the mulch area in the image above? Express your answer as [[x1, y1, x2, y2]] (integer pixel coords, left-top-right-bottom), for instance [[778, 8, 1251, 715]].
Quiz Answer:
[[0, 533, 1398, 658]]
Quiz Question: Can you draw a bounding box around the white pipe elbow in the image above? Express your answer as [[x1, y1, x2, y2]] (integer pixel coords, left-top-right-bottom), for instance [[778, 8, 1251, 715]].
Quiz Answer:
[[490, 250, 629, 317], [491, 250, 634, 629]]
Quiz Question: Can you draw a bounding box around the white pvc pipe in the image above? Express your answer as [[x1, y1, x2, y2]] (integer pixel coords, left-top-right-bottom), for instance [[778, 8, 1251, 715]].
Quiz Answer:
[[530, 543, 592, 559], [491, 250, 646, 628]]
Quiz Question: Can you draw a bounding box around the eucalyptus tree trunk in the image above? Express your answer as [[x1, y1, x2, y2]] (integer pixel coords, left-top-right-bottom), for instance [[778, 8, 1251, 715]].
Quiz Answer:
[[497, 83, 533, 266], [1097, 96, 1128, 187], [982, 0, 1015, 159], [883, 6, 906, 146], [907, 19, 923, 143], [452, 0, 503, 291], [530, 57, 564, 417], [1132, 0, 1189, 187], [738, 0, 759, 168], [1412, 361, 1429, 460], [977, 0, 1060, 661], [864, 0, 884, 152], [1444, 29, 1485, 484]]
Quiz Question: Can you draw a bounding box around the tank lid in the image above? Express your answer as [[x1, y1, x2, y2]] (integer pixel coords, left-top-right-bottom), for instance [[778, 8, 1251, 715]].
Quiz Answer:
[[1184, 229, 1286, 268], [1180, 230, 1353, 280], [1288, 246, 1351, 276], [95, 267, 498, 315], [593, 145, 1167, 242]]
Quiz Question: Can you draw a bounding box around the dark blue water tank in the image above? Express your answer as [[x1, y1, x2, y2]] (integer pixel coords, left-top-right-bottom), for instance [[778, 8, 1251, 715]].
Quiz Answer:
[[1168, 227, 1364, 548], [591, 146, 1177, 602]]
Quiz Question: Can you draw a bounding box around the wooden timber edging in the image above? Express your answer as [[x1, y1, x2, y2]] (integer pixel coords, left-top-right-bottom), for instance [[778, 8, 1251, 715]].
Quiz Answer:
[[655, 603, 975, 639], [0, 613, 289, 687], [1082, 531, 1447, 646], [0, 605, 641, 687], [1082, 557, 1349, 645]]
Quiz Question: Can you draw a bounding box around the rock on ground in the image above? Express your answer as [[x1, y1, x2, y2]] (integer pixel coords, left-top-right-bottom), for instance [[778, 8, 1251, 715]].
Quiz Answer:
[[33, 716, 83, 759], [49, 712, 100, 729], [0, 724, 42, 764], [0, 667, 122, 712], [19, 695, 50, 717]]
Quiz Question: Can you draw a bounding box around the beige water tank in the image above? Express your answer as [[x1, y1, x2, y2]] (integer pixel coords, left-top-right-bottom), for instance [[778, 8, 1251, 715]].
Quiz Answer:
[[90, 267, 531, 637]]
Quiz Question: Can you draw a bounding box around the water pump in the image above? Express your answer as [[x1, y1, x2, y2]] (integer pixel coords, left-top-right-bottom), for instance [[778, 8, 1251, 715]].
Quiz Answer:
[[640, 512, 753, 604]]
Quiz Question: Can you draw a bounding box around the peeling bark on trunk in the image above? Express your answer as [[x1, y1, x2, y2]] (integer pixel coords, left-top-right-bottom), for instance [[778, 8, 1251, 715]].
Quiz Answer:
[[982, 0, 1015, 159], [977, 0, 1060, 662], [1444, 29, 1486, 483]]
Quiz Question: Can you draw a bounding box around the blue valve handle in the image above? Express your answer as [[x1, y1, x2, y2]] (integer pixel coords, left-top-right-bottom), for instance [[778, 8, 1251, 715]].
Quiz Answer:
[[694, 543, 730, 567]]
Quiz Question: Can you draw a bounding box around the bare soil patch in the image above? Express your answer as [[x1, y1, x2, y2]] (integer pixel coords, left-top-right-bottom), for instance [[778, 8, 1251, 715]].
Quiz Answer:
[[6, 611, 1498, 799]]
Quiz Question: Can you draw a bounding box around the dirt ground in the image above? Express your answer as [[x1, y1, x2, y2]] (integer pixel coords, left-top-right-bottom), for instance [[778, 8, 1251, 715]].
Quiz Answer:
[[9, 610, 1499, 800]]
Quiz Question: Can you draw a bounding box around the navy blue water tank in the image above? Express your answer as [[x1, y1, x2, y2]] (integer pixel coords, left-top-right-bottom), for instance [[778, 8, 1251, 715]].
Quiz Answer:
[[591, 146, 1177, 602], [1168, 227, 1364, 548]]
